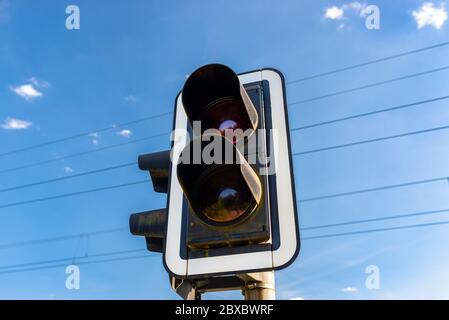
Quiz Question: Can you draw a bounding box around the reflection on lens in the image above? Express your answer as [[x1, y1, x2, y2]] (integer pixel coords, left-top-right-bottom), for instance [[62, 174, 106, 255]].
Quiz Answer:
[[218, 120, 238, 133], [194, 166, 255, 224], [200, 97, 253, 138]]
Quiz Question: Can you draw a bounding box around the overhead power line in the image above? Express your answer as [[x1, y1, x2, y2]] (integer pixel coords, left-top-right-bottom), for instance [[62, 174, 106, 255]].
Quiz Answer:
[[0, 132, 169, 175], [1, 124, 448, 209], [0, 248, 146, 271], [290, 95, 449, 132], [1, 158, 448, 212], [302, 208, 449, 231], [299, 176, 448, 203], [3, 219, 449, 276], [294, 123, 449, 157], [287, 41, 449, 84], [3, 41, 449, 162], [0, 112, 173, 158], [302, 219, 449, 240], [0, 180, 148, 210], [2, 174, 445, 211], [0, 162, 137, 193], [0, 254, 155, 276], [4, 98, 443, 178], [3, 205, 448, 251], [0, 227, 127, 250], [290, 65, 449, 106]]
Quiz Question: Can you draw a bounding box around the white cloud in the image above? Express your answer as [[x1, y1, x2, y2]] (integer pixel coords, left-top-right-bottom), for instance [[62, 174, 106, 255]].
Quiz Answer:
[[412, 2, 448, 29], [117, 129, 132, 138], [289, 296, 305, 300], [10, 84, 42, 100], [324, 6, 344, 20], [1, 117, 33, 130], [324, 2, 368, 21], [10, 77, 50, 101], [123, 95, 139, 103], [341, 287, 358, 293], [64, 166, 74, 174], [89, 132, 100, 145]]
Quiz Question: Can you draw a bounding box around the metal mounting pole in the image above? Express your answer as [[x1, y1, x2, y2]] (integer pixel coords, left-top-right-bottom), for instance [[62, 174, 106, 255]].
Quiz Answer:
[[239, 272, 276, 300], [170, 272, 276, 300]]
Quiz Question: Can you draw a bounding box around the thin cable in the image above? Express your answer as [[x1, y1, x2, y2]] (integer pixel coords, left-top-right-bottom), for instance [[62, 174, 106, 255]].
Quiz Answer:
[[0, 227, 127, 250], [3, 126, 449, 210], [3, 41, 449, 160], [0, 162, 137, 193], [302, 208, 449, 231], [302, 220, 449, 240], [294, 123, 449, 156], [84, 234, 90, 258], [3, 41, 449, 159], [289, 66, 449, 105], [290, 95, 449, 131], [0, 248, 146, 271], [0, 112, 173, 158], [299, 176, 447, 203], [0, 132, 169, 175], [71, 235, 83, 265], [0, 180, 148, 210], [0, 254, 155, 276], [287, 41, 449, 84], [3, 206, 447, 251], [3, 221, 449, 274]]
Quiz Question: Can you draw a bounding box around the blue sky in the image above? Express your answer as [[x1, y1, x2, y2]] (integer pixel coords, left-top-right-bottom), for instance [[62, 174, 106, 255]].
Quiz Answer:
[[0, 0, 449, 299]]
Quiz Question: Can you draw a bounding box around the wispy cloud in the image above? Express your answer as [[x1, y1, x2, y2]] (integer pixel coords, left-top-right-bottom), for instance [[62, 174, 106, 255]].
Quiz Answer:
[[412, 2, 447, 29], [89, 132, 100, 145], [64, 166, 74, 174], [123, 94, 139, 104], [341, 287, 358, 293], [29, 77, 51, 88], [10, 77, 50, 101], [116, 129, 132, 138], [345, 2, 369, 16], [1, 117, 33, 130]]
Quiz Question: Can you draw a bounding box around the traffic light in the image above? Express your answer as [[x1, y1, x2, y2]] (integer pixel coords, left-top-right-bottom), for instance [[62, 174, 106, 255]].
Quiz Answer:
[[165, 64, 299, 278], [129, 150, 171, 253], [130, 209, 166, 253], [129, 63, 299, 279], [176, 64, 270, 250], [181, 64, 258, 138]]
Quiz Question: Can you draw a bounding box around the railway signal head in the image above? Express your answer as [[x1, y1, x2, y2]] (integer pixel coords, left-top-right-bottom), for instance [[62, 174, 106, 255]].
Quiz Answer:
[[129, 63, 299, 277], [164, 64, 300, 277]]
